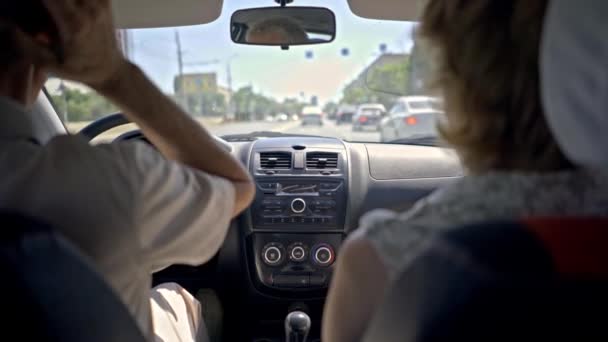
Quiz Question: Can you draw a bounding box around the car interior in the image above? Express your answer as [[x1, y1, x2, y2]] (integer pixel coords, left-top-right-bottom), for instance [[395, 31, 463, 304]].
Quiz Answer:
[[3, 0, 607, 342]]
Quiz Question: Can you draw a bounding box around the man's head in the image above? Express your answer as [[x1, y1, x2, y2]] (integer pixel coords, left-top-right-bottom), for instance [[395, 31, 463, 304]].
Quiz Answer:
[[246, 18, 308, 45], [0, 1, 55, 106], [419, 0, 571, 173]]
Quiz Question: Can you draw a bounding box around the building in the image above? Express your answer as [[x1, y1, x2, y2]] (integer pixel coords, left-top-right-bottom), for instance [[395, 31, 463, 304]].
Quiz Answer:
[[174, 73, 225, 116], [174, 73, 218, 95]]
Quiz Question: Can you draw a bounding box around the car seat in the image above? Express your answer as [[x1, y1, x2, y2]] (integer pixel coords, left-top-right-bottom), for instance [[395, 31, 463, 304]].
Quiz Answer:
[[362, 218, 608, 342], [0, 211, 147, 342]]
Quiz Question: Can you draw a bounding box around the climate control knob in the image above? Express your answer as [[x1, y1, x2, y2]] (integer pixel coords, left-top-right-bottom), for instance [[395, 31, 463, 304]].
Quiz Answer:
[[312, 244, 335, 267], [262, 243, 285, 266], [288, 243, 308, 262], [291, 198, 307, 213]]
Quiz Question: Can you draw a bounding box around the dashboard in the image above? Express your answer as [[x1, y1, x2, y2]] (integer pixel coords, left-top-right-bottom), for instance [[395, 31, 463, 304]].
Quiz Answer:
[[188, 136, 463, 296], [149, 135, 463, 338]]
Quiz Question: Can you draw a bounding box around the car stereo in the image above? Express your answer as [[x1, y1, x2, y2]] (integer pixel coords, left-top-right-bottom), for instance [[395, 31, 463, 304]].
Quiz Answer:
[[252, 179, 347, 230]]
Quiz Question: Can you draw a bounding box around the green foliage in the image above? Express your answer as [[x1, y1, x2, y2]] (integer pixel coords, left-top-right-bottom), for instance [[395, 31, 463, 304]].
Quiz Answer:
[[323, 101, 338, 115], [232, 86, 305, 121], [51, 89, 118, 122], [341, 56, 409, 110], [367, 60, 409, 96]]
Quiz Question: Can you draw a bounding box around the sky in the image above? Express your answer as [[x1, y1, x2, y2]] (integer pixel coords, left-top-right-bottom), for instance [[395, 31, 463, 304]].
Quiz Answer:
[[128, 0, 417, 105]]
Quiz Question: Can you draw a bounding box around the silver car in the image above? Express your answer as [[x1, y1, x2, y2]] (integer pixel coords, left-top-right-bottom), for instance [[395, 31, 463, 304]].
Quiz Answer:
[[379, 96, 443, 142], [352, 104, 386, 131]]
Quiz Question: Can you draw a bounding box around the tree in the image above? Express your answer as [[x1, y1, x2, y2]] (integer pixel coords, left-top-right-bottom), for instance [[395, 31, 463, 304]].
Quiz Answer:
[[50, 89, 118, 122], [407, 32, 433, 95], [281, 98, 305, 116], [232, 86, 306, 121], [341, 55, 409, 110], [323, 101, 338, 115]]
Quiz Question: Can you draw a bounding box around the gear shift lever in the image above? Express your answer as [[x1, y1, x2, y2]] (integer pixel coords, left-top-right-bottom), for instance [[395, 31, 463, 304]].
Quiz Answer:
[[285, 310, 311, 342]]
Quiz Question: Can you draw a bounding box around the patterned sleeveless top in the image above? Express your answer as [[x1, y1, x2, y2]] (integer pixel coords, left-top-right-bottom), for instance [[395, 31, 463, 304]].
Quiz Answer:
[[355, 169, 608, 278]]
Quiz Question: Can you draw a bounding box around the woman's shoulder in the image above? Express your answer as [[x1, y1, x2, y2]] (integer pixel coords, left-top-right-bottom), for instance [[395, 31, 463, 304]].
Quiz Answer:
[[355, 169, 608, 276]]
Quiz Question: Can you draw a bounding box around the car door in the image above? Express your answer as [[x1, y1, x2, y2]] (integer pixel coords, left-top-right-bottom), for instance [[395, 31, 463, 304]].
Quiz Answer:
[[380, 102, 405, 141]]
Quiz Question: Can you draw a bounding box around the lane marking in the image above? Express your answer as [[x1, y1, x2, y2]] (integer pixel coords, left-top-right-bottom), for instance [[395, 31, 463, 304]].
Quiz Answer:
[[274, 121, 301, 132]]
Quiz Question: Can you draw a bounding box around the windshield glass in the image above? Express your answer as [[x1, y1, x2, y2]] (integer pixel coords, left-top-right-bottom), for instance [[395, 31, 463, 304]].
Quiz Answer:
[[46, 1, 440, 145], [361, 108, 383, 116], [407, 100, 432, 110]]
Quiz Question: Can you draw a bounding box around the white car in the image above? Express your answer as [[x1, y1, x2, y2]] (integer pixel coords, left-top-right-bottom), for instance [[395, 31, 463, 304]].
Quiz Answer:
[[379, 96, 444, 142], [276, 113, 290, 122], [300, 106, 324, 126], [352, 104, 386, 131]]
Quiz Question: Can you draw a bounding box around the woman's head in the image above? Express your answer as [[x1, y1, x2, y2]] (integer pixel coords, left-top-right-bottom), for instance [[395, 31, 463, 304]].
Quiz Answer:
[[419, 0, 571, 173]]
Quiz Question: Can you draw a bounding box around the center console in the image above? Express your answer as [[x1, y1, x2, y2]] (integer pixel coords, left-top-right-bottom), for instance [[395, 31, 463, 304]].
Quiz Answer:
[[246, 138, 348, 294]]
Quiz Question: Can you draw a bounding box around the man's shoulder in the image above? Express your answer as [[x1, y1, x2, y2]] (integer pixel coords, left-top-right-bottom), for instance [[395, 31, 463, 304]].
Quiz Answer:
[[43, 135, 159, 170]]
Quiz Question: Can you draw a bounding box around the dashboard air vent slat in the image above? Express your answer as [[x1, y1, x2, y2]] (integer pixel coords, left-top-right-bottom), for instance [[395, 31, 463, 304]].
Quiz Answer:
[[260, 152, 292, 169], [306, 152, 339, 169]]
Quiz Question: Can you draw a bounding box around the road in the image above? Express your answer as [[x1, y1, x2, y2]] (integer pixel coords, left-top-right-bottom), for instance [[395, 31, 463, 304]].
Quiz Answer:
[[70, 118, 381, 143], [208, 119, 381, 143]]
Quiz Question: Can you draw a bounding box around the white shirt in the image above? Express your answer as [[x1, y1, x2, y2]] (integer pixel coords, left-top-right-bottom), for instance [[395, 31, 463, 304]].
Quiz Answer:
[[0, 97, 236, 340]]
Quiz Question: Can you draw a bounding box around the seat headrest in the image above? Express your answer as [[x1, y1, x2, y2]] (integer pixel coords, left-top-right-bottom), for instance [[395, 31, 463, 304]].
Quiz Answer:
[[541, 0, 608, 168]]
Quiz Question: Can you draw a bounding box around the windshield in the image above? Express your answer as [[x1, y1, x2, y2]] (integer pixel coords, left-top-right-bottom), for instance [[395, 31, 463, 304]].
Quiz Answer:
[[407, 100, 432, 111], [360, 108, 383, 116], [45, 1, 440, 145]]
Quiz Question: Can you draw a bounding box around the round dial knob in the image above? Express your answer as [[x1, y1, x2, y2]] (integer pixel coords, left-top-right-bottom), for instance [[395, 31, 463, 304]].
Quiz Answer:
[[262, 244, 284, 266], [291, 198, 307, 213], [312, 244, 335, 266], [288, 244, 307, 262]]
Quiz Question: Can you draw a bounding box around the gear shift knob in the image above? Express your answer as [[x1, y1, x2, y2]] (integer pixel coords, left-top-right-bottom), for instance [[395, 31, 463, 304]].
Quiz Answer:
[[285, 310, 311, 342]]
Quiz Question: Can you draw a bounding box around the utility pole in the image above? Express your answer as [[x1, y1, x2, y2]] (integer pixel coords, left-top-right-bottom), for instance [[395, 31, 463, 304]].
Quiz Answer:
[[225, 54, 238, 118], [174, 29, 185, 107], [59, 80, 68, 123]]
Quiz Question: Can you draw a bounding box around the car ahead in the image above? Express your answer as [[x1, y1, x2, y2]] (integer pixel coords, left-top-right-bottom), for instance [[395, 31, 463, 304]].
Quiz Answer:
[[300, 106, 324, 126], [352, 104, 386, 131], [276, 113, 290, 122], [379, 96, 444, 142], [335, 104, 357, 125]]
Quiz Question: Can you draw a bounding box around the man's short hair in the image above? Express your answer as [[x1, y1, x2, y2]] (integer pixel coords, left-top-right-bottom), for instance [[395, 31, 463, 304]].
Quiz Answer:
[[0, 1, 54, 63], [0, 1, 52, 34]]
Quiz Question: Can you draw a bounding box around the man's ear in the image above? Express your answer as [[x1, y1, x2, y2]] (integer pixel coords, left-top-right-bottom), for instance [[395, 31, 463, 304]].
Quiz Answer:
[[28, 66, 47, 106]]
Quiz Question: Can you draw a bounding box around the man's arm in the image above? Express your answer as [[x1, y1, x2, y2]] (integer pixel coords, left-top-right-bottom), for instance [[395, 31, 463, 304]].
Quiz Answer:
[[96, 62, 254, 217], [15, 0, 254, 216]]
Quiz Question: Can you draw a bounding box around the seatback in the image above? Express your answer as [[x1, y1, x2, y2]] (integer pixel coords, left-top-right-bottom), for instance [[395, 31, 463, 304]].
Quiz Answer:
[[0, 212, 147, 342], [362, 219, 608, 342]]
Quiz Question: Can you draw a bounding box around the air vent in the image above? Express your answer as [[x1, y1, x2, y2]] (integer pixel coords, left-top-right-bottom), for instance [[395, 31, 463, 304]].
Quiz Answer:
[[306, 152, 339, 169], [260, 152, 292, 169]]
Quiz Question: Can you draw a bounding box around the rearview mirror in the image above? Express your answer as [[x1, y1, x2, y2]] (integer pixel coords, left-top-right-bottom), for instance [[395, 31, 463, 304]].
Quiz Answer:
[[231, 7, 336, 47]]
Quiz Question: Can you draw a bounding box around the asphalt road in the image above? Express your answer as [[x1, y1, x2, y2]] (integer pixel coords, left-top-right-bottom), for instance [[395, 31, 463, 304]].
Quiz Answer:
[[208, 119, 381, 143], [73, 117, 381, 143]]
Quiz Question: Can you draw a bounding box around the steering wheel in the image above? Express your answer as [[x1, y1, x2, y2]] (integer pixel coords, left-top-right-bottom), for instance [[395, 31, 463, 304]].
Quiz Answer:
[[79, 113, 233, 152]]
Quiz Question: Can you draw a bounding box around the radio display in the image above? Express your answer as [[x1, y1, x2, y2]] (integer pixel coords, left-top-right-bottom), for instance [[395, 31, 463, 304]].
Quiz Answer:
[[277, 183, 319, 195]]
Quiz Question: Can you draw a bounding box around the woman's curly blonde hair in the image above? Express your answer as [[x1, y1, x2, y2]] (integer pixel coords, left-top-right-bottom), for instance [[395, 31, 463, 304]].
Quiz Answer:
[[419, 0, 572, 173]]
